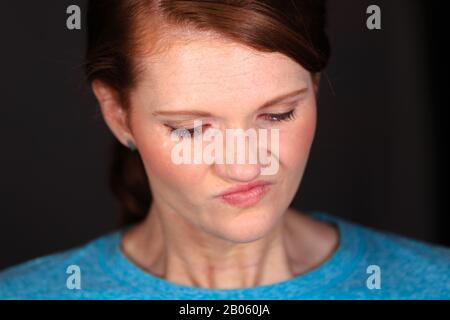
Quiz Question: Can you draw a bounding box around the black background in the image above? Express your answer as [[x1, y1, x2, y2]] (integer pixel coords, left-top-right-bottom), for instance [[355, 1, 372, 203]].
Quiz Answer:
[[0, 0, 448, 270]]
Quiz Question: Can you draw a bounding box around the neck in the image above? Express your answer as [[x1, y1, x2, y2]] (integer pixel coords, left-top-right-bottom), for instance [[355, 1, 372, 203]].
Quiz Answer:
[[121, 204, 337, 289]]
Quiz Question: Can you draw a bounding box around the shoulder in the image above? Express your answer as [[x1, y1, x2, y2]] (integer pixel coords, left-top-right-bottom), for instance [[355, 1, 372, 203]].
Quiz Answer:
[[350, 218, 450, 274], [0, 230, 121, 300], [312, 211, 450, 298]]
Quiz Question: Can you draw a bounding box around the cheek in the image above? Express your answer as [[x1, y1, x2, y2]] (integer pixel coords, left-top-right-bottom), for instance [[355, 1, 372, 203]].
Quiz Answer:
[[279, 102, 317, 170], [133, 127, 207, 197]]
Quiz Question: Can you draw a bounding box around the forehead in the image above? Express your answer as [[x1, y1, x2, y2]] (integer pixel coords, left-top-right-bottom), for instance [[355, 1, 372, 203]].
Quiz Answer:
[[133, 35, 311, 110]]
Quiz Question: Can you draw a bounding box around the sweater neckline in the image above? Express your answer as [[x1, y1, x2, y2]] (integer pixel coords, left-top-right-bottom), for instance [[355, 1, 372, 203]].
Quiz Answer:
[[98, 211, 363, 298]]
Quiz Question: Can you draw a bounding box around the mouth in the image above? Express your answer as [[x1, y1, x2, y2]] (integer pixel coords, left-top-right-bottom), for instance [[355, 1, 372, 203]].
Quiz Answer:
[[216, 180, 273, 208]]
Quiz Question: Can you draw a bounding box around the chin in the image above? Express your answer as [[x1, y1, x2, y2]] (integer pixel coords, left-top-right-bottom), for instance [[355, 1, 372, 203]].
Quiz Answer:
[[213, 208, 280, 243]]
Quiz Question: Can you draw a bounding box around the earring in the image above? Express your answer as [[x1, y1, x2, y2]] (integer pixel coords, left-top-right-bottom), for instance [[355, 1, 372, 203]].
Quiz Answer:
[[126, 140, 137, 151]]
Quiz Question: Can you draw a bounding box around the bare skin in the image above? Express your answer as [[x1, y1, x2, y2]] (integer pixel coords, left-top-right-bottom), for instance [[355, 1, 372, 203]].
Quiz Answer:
[[92, 31, 340, 289], [121, 207, 339, 289]]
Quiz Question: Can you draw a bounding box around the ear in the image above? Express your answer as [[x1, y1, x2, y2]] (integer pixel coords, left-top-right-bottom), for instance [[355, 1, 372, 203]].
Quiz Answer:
[[312, 73, 321, 95], [91, 80, 135, 148]]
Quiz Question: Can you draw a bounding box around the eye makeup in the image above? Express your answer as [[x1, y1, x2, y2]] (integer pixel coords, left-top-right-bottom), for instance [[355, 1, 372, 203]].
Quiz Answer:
[[161, 91, 307, 139], [164, 123, 211, 138], [164, 108, 297, 139], [260, 109, 296, 122]]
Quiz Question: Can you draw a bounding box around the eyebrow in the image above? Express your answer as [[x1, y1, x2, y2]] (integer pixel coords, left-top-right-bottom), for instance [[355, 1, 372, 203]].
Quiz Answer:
[[152, 87, 308, 117]]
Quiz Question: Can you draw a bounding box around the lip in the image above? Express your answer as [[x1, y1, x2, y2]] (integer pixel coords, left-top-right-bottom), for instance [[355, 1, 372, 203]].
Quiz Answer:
[[216, 180, 273, 208]]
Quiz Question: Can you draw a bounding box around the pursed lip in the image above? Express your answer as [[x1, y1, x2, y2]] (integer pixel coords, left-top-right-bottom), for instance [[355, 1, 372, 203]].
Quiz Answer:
[[216, 180, 273, 197]]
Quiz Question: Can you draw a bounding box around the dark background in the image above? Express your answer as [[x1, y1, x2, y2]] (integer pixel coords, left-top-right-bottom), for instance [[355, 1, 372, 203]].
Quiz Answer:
[[0, 0, 447, 270]]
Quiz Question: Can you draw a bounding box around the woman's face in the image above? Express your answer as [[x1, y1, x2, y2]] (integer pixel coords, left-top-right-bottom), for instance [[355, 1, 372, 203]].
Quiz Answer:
[[126, 35, 317, 243]]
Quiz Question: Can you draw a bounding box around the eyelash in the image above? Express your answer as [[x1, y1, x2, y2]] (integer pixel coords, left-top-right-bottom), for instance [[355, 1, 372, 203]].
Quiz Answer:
[[165, 124, 206, 138], [166, 109, 296, 138], [261, 109, 296, 122]]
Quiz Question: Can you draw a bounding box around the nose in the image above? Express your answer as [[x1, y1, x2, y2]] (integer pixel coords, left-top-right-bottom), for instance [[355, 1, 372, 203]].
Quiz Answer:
[[213, 131, 262, 182], [218, 161, 261, 182]]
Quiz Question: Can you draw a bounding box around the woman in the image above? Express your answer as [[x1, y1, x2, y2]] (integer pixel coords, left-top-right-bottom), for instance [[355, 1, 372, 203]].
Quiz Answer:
[[1, 0, 449, 299]]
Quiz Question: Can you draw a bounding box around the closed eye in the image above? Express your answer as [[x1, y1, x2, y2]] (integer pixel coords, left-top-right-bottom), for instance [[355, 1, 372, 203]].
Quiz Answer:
[[260, 109, 296, 122], [164, 109, 296, 139], [165, 124, 210, 138]]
